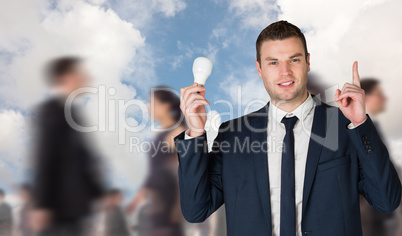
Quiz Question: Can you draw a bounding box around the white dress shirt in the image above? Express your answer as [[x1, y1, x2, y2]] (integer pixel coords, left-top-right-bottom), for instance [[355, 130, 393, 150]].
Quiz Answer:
[[268, 94, 315, 236]]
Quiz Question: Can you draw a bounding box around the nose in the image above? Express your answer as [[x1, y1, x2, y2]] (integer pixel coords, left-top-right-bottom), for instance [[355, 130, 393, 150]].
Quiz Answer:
[[280, 62, 291, 77]]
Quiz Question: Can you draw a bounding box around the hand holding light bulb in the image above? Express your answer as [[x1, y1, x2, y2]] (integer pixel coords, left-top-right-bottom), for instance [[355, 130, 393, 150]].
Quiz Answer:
[[179, 57, 213, 137]]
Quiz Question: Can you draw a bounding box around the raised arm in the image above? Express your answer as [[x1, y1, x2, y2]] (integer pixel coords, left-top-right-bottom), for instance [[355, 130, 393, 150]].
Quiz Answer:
[[336, 61, 401, 212]]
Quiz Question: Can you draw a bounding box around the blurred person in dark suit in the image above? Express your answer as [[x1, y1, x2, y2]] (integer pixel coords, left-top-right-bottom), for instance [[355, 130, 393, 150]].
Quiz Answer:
[[105, 189, 130, 236], [31, 57, 105, 236], [0, 189, 12, 236], [126, 86, 186, 236], [359, 78, 399, 236]]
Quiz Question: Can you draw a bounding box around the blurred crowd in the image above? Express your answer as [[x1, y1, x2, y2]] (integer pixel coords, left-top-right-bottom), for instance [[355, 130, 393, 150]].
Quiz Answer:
[[0, 185, 226, 236], [0, 57, 227, 236], [0, 57, 400, 236]]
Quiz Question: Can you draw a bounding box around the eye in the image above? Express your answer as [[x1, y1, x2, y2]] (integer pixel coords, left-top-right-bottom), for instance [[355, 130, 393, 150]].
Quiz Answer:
[[291, 58, 300, 63], [269, 62, 278, 65]]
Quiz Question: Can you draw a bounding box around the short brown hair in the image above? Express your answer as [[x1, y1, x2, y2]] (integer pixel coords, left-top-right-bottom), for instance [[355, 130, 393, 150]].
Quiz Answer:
[[361, 78, 380, 95], [256, 20, 308, 64], [45, 57, 82, 86]]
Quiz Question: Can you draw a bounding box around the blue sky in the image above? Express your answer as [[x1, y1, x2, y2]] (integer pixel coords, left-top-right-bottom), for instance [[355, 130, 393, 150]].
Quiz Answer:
[[105, 0, 276, 117], [1, 0, 402, 203]]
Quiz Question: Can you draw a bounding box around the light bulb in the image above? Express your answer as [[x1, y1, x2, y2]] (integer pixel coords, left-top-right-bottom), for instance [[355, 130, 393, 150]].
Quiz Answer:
[[192, 57, 213, 86]]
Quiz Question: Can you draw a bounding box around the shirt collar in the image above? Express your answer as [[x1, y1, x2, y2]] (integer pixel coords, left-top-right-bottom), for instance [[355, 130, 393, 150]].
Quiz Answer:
[[269, 92, 315, 123]]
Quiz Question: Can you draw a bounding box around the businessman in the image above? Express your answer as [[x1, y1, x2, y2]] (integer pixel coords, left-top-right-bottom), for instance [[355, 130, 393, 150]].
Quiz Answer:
[[32, 57, 105, 236], [174, 21, 401, 236]]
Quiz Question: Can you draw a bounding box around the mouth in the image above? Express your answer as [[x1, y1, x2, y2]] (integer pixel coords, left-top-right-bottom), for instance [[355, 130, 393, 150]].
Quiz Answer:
[[277, 80, 295, 89]]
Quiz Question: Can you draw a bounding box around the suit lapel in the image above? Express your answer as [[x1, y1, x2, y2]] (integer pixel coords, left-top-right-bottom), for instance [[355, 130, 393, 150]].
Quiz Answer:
[[302, 97, 331, 218], [251, 102, 272, 230]]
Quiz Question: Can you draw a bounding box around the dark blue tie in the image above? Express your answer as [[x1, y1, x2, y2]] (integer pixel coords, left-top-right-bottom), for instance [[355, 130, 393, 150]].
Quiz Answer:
[[280, 116, 299, 236]]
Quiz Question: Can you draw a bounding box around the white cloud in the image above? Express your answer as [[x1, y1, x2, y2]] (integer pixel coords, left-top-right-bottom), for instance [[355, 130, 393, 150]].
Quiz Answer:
[[228, 0, 279, 29], [171, 40, 219, 69], [211, 27, 230, 49], [103, 0, 186, 29], [87, 0, 107, 5], [151, 0, 186, 17], [0, 0, 147, 109], [0, 110, 28, 187], [0, 110, 26, 152]]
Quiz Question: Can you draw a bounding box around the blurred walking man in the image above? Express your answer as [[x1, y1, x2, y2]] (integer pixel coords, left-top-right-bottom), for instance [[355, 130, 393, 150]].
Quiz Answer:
[[32, 57, 104, 236], [359, 78, 400, 236]]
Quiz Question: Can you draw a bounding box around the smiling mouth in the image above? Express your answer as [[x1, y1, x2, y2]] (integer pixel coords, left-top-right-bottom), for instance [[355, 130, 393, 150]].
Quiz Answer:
[[277, 80, 295, 87], [279, 81, 294, 86]]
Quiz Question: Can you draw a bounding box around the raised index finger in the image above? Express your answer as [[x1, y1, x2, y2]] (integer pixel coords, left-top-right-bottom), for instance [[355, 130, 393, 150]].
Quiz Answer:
[[353, 61, 361, 88]]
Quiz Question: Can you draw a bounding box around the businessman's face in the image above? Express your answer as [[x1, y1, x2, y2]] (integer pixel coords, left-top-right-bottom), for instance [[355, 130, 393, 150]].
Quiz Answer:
[[256, 37, 310, 104]]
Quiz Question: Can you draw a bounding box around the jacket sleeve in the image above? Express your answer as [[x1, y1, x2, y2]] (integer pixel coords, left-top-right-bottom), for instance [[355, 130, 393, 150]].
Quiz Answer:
[[347, 115, 401, 212], [173, 123, 226, 223]]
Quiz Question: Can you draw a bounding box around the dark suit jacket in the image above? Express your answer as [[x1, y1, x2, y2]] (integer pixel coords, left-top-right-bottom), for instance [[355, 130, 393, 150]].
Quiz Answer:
[[32, 96, 104, 222], [174, 97, 401, 236]]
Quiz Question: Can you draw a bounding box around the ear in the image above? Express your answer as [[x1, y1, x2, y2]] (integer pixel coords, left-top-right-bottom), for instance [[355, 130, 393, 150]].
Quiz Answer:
[[255, 60, 263, 78], [306, 53, 311, 72]]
